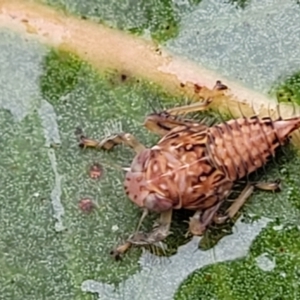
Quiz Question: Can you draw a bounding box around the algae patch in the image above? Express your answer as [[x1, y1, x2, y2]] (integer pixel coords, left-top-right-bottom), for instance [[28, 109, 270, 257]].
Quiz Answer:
[[176, 224, 300, 299], [81, 217, 270, 300]]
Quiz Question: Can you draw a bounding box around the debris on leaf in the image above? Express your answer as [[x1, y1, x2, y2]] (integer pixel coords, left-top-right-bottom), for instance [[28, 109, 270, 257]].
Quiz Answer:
[[89, 162, 104, 179], [79, 198, 96, 213]]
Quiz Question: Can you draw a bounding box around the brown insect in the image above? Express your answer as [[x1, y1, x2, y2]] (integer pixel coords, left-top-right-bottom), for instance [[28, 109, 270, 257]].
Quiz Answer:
[[78, 81, 300, 259]]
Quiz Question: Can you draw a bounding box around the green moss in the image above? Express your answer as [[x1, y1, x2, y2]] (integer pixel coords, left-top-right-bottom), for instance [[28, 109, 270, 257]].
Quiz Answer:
[[3, 5, 300, 296], [175, 224, 300, 300], [40, 50, 83, 103], [270, 71, 300, 105]]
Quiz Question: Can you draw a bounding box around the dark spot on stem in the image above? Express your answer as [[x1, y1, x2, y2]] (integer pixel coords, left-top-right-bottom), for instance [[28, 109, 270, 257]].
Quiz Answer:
[[121, 74, 127, 81]]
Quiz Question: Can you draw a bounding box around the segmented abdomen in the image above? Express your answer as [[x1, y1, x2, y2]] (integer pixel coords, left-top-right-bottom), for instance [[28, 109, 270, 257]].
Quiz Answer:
[[207, 116, 287, 181], [134, 115, 300, 211]]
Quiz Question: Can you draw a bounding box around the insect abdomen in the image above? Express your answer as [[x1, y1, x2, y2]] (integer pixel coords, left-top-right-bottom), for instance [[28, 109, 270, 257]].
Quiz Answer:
[[208, 116, 300, 181]]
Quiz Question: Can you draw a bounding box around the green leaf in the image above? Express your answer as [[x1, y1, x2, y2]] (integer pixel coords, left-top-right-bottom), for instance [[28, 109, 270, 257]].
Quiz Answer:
[[1, 0, 300, 299]]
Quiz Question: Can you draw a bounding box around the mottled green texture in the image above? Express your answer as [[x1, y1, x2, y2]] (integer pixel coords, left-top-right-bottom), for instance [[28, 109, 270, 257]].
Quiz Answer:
[[270, 71, 300, 105], [0, 30, 186, 299], [2, 27, 238, 299], [2, 0, 300, 299], [40, 50, 83, 103], [175, 224, 300, 300], [1, 36, 300, 299]]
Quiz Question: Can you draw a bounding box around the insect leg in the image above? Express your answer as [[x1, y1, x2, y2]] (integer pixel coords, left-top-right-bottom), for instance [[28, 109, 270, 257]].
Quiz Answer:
[[166, 98, 212, 116], [128, 209, 173, 245], [134, 208, 149, 233], [165, 80, 226, 116], [214, 179, 282, 225], [77, 131, 146, 154], [143, 111, 208, 137], [110, 241, 132, 261], [143, 80, 226, 136], [253, 179, 282, 192], [110, 209, 173, 260], [188, 201, 223, 236], [213, 184, 254, 224]]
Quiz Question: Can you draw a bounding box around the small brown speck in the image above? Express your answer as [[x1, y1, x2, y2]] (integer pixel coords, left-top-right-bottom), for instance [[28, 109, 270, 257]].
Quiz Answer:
[[121, 74, 127, 81], [79, 198, 95, 213], [89, 162, 103, 179], [180, 83, 185, 88], [194, 83, 202, 93], [214, 80, 228, 91], [205, 274, 212, 282]]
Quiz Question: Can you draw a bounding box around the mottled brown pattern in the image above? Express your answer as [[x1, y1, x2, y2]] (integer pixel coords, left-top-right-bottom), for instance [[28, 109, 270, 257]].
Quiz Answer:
[[124, 116, 300, 215], [78, 98, 300, 257]]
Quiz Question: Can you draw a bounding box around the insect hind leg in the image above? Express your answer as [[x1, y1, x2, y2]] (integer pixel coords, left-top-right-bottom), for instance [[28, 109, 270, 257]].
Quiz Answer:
[[143, 80, 226, 137], [214, 179, 282, 224], [214, 183, 254, 224]]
